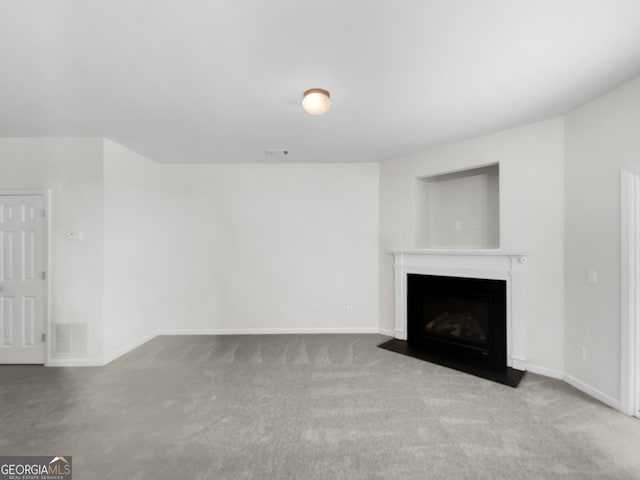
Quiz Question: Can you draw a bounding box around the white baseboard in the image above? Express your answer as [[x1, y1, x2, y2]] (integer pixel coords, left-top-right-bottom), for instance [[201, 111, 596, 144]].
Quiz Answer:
[[156, 327, 381, 336], [523, 364, 621, 411], [378, 328, 395, 337], [46, 357, 106, 367], [46, 331, 158, 367], [510, 355, 528, 371], [102, 331, 158, 365], [563, 372, 621, 411], [526, 362, 564, 380]]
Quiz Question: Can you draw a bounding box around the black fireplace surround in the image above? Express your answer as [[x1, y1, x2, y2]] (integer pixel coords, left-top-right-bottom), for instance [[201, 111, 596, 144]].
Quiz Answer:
[[379, 273, 525, 387], [408, 273, 507, 369]]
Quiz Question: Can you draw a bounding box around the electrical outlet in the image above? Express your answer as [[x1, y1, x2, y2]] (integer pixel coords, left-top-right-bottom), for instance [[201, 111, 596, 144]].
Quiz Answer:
[[66, 231, 84, 241], [346, 305, 354, 314], [587, 270, 597, 284]]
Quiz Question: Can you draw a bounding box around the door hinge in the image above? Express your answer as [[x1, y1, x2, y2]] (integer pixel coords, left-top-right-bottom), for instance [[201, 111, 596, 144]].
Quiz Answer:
[[41, 333, 46, 343], [41, 271, 46, 280]]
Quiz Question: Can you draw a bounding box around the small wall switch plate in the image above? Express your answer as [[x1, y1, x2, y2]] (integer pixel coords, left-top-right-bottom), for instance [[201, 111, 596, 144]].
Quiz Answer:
[[576, 344, 587, 360], [454, 220, 462, 231], [66, 231, 83, 241], [587, 270, 597, 284]]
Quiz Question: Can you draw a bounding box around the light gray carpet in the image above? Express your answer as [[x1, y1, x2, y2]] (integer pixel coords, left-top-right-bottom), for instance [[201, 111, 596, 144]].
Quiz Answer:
[[1, 334, 639, 479]]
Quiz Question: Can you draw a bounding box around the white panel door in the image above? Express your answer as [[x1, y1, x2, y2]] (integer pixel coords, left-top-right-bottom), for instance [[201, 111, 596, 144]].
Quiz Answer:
[[0, 195, 47, 363]]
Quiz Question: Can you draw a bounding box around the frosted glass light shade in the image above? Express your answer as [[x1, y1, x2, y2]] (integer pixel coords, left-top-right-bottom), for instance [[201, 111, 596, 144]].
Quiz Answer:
[[302, 88, 331, 115]]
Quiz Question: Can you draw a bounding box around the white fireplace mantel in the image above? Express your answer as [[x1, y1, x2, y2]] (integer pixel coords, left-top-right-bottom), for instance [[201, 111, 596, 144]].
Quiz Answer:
[[392, 249, 528, 371]]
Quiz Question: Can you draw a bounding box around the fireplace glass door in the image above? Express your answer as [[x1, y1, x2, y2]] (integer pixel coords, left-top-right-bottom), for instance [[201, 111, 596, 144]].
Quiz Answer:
[[407, 274, 507, 368]]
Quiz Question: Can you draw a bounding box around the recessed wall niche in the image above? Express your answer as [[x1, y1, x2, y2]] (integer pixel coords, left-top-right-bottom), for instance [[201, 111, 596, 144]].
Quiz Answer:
[[414, 164, 499, 249]]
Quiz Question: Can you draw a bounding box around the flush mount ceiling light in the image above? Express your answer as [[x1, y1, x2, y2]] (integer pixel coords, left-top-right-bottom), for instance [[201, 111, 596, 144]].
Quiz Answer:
[[302, 88, 331, 115]]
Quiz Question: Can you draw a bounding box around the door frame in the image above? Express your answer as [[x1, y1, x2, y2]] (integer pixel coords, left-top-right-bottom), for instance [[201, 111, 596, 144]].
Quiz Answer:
[[621, 168, 640, 417], [0, 188, 51, 365]]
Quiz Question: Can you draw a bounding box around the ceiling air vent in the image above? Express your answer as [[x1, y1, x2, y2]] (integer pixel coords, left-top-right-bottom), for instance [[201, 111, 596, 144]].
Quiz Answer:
[[264, 149, 289, 156]]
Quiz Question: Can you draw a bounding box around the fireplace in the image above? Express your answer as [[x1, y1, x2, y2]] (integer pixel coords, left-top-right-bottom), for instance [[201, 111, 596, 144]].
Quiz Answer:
[[379, 249, 527, 387], [407, 274, 506, 369]]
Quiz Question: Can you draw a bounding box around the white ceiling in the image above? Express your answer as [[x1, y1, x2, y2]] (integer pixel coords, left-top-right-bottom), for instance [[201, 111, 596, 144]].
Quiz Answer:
[[1, 1, 640, 164]]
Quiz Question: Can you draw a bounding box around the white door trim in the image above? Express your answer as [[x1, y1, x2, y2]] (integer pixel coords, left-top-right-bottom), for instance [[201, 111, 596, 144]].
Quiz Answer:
[[0, 188, 51, 364], [621, 168, 640, 417]]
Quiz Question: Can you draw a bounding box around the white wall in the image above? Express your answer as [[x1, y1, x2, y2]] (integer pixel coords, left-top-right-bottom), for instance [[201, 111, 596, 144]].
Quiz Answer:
[[379, 118, 565, 371], [156, 163, 380, 333], [103, 139, 162, 360], [0, 140, 380, 364], [564, 75, 640, 402], [0, 137, 104, 361]]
